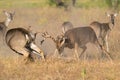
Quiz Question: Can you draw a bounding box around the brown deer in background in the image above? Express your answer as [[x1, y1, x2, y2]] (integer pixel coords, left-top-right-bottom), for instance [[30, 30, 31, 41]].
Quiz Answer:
[[61, 21, 73, 33], [0, 11, 15, 38], [90, 12, 118, 52]]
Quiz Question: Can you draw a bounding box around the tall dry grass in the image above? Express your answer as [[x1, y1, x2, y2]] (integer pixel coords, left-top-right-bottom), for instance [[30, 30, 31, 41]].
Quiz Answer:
[[0, 56, 120, 80]]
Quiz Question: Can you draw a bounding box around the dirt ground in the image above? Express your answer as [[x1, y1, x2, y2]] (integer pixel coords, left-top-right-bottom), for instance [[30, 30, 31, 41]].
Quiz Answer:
[[0, 7, 120, 80]]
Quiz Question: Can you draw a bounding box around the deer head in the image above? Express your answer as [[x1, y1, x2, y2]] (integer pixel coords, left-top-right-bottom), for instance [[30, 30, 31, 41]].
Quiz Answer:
[[3, 11, 15, 26], [106, 12, 118, 26]]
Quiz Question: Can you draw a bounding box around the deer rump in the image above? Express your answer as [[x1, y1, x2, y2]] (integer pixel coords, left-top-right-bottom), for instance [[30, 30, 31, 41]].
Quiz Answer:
[[5, 28, 33, 55]]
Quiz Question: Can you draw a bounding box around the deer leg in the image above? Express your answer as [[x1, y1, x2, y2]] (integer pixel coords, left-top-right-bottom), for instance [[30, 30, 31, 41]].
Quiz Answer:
[[30, 42, 45, 60], [105, 35, 109, 52], [95, 41, 113, 62], [11, 46, 31, 63], [53, 47, 64, 58], [74, 43, 80, 60], [53, 49, 58, 57], [79, 46, 87, 59], [101, 35, 109, 58]]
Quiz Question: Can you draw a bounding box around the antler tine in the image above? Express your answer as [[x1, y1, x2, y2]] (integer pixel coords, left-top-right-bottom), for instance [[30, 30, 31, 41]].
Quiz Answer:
[[42, 31, 51, 38], [41, 32, 46, 37], [41, 33, 45, 37], [46, 31, 49, 34], [41, 31, 50, 45], [43, 31, 48, 36]]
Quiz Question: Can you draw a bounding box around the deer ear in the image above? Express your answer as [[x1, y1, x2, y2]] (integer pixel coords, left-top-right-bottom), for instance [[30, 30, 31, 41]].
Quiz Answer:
[[114, 13, 118, 17], [106, 12, 110, 17], [3, 11, 8, 16]]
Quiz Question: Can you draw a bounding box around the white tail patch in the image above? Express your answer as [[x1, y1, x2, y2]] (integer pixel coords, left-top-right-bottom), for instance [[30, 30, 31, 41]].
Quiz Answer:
[[25, 34, 29, 41], [4, 11, 9, 16]]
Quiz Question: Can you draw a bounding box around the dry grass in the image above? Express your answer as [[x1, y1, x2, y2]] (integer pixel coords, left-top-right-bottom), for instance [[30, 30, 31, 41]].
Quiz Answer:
[[0, 7, 120, 80], [0, 57, 120, 80]]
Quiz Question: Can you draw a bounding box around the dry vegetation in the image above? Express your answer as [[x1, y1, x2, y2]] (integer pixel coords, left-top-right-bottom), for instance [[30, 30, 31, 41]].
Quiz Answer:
[[0, 6, 120, 80], [0, 57, 120, 80]]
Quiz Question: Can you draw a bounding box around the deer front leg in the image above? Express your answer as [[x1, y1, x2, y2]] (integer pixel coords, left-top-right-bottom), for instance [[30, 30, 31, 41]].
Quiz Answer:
[[30, 42, 45, 60], [79, 46, 87, 59], [74, 43, 79, 60], [105, 35, 109, 52]]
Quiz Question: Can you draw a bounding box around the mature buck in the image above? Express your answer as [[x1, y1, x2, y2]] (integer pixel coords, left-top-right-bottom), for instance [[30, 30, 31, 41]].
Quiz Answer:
[[5, 27, 45, 62], [0, 11, 15, 38], [90, 12, 118, 52], [62, 21, 73, 33], [41, 27, 112, 61]]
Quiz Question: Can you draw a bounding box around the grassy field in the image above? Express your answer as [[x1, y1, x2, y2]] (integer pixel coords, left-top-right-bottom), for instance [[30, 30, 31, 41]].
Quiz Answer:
[[0, 0, 48, 8], [0, 0, 120, 80], [0, 0, 114, 8], [0, 57, 120, 80]]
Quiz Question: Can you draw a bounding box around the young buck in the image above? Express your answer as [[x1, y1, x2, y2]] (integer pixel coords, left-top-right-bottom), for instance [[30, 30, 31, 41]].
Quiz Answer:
[[0, 11, 15, 38], [41, 27, 113, 62], [90, 12, 118, 52], [5, 27, 45, 62], [62, 21, 73, 33]]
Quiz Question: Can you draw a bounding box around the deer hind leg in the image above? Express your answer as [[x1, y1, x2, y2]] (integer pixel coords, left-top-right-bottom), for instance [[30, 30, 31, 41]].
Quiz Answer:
[[30, 42, 45, 60], [11, 46, 31, 63], [101, 36, 109, 58], [102, 35, 109, 52], [95, 41, 113, 62]]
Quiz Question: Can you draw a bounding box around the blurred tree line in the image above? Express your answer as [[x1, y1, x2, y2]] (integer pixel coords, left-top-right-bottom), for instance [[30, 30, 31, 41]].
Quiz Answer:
[[48, 0, 76, 10], [106, 0, 120, 10], [48, 0, 120, 11]]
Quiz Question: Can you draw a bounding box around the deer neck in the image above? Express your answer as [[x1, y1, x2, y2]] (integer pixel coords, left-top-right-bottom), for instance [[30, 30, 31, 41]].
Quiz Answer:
[[4, 18, 11, 26], [108, 21, 114, 30]]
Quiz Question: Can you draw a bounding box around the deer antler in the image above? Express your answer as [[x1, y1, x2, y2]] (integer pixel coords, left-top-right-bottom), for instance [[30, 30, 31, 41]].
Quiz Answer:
[[41, 31, 56, 45]]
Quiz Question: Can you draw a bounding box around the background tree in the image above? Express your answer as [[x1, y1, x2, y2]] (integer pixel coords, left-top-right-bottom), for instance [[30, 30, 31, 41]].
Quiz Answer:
[[105, 0, 120, 11]]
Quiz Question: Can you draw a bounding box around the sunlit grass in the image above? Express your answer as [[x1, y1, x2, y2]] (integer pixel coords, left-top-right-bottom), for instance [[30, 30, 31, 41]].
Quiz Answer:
[[0, 56, 119, 80], [0, 0, 48, 8]]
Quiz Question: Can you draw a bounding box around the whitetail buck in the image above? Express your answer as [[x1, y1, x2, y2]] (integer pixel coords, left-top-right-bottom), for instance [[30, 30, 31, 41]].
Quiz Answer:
[[90, 12, 118, 52], [41, 27, 113, 62], [0, 11, 15, 38], [62, 21, 73, 33], [5, 27, 45, 62]]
